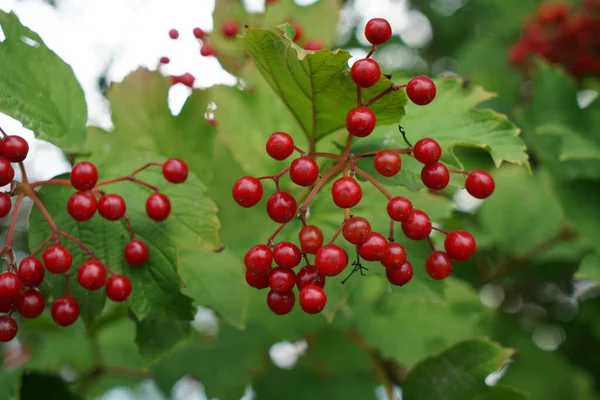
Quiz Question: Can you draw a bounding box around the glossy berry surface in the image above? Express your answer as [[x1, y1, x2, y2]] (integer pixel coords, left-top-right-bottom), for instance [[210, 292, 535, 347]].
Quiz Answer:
[[273, 242, 302, 269], [51, 296, 80, 326], [342, 216, 372, 245], [289, 157, 319, 186], [298, 225, 324, 254], [106, 275, 132, 302], [160, 56, 170, 64], [0, 135, 29, 162], [18, 256, 45, 287], [222, 20, 239, 38], [146, 193, 171, 221], [78, 260, 107, 290], [0, 158, 15, 186], [244, 244, 273, 274], [266, 191, 297, 223], [169, 29, 179, 39], [351, 58, 381, 88], [386, 261, 413, 286], [421, 162, 450, 190], [246, 268, 271, 289], [266, 132, 295, 160], [406, 76, 437, 105], [267, 290, 295, 315], [346, 107, 376, 137], [0, 193, 12, 218], [465, 170, 495, 199], [303, 39, 323, 50], [357, 232, 389, 261], [42, 244, 73, 274], [374, 150, 401, 177], [299, 284, 327, 314], [268, 267, 296, 293], [444, 230, 477, 261], [17, 288, 45, 319], [98, 194, 127, 221], [124, 239, 149, 266], [413, 139, 442, 165], [0, 316, 18, 342], [70, 162, 98, 191], [232, 176, 263, 208], [380, 242, 407, 268], [315, 245, 348, 276], [387, 196, 413, 222], [364, 18, 392, 45], [67, 191, 98, 222], [425, 251, 453, 280], [401, 210, 432, 240], [0, 297, 14, 313], [162, 158, 188, 183], [296, 265, 325, 290], [0, 272, 22, 299], [193, 27, 205, 39], [331, 177, 362, 208]]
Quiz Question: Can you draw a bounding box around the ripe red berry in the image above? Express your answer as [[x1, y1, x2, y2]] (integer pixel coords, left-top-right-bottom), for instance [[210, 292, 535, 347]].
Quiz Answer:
[[18, 256, 45, 287], [146, 193, 171, 221], [290, 21, 303, 41], [364, 18, 393, 45], [425, 251, 453, 280], [268, 267, 296, 293], [17, 288, 45, 319], [0, 272, 22, 299], [303, 39, 323, 50], [296, 265, 326, 290], [387, 197, 413, 222], [163, 158, 188, 183], [406, 76, 436, 106], [374, 150, 401, 177], [98, 194, 126, 221], [351, 58, 381, 88], [386, 261, 413, 286], [160, 56, 170, 64], [77, 260, 107, 291], [244, 244, 273, 274], [233, 176, 263, 208], [266, 132, 295, 161], [315, 244, 348, 276], [444, 230, 477, 261], [380, 242, 407, 268], [0, 136, 29, 162], [222, 20, 239, 38], [106, 275, 132, 302], [0, 193, 12, 218], [0, 297, 14, 313], [346, 107, 376, 137], [169, 29, 179, 39], [193, 27, 205, 39], [51, 296, 80, 326], [174, 73, 195, 88], [267, 290, 295, 315], [124, 239, 149, 266], [0, 158, 15, 186], [413, 138, 441, 165], [200, 43, 215, 57], [342, 216, 372, 245], [42, 244, 73, 274], [331, 177, 362, 208], [298, 225, 324, 254], [246, 268, 271, 289], [289, 157, 319, 186], [0, 315, 18, 342], [401, 210, 432, 240], [421, 162, 450, 190], [465, 170, 495, 199], [357, 232, 389, 261], [273, 242, 302, 269], [266, 191, 297, 223], [70, 162, 98, 191], [67, 191, 98, 222], [299, 284, 327, 314]]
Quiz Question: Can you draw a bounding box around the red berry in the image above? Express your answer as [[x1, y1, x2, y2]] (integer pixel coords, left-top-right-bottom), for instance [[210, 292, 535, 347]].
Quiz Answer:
[[146, 193, 171, 221], [357, 232, 389, 261], [315, 244, 348, 276], [364, 18, 392, 45], [268, 267, 296, 293], [273, 242, 302, 269], [175, 73, 195, 88], [246, 268, 271, 289], [421, 162, 450, 190], [18, 256, 45, 287], [70, 162, 98, 191], [346, 107, 376, 137], [67, 191, 98, 222], [0, 136, 29, 162], [98, 194, 126, 221], [374, 150, 401, 177], [303, 39, 323, 50], [289, 157, 319, 186], [406, 76, 436, 105], [244, 244, 273, 274], [106, 275, 132, 302], [193, 27, 205, 39], [331, 177, 362, 208], [387, 196, 413, 222], [124, 239, 149, 266], [200, 43, 215, 57], [342, 216, 372, 245], [169, 29, 179, 39], [0, 297, 14, 313], [444, 230, 476, 261], [299, 284, 327, 314], [386, 261, 413, 286], [77, 260, 107, 291], [0, 158, 15, 186], [380, 242, 407, 268], [298, 225, 324, 254], [413, 138, 441, 165], [51, 296, 80, 326], [42, 244, 73, 274], [425, 251, 453, 280], [267, 290, 295, 315], [17, 288, 45, 319], [0, 272, 22, 299], [266, 191, 297, 223], [290, 21, 303, 41], [296, 265, 326, 290], [160, 56, 170, 64], [0, 315, 18, 342], [351, 58, 381, 88], [266, 132, 295, 161], [222, 20, 239, 38], [401, 210, 432, 240], [163, 158, 188, 183], [232, 176, 263, 208], [0, 193, 12, 218], [465, 170, 495, 199]]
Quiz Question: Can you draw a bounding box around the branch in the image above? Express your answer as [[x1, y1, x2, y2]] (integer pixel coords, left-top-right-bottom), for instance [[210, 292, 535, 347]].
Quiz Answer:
[[353, 166, 393, 200]]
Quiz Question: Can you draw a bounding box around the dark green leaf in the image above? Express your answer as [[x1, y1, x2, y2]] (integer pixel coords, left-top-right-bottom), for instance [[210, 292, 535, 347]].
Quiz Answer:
[[20, 372, 81, 400]]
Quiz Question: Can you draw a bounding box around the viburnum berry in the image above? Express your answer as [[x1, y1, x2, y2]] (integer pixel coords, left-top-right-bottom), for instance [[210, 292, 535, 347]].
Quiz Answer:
[[222, 20, 239, 38], [244, 244, 273, 274], [303, 39, 323, 50], [296, 265, 326, 290], [421, 162, 450, 190], [201, 43, 216, 57], [17, 288, 45, 319], [193, 27, 205, 39], [0, 272, 22, 299], [290, 20, 303, 41], [299, 284, 327, 314], [169, 29, 179, 39], [42, 244, 73, 274], [298, 225, 324, 254], [444, 230, 477, 261], [315, 244, 348, 276], [386, 261, 413, 286], [273, 242, 302, 269], [173, 73, 195, 88], [0, 158, 15, 186], [70, 162, 98, 191], [98, 194, 127, 221], [346, 107, 376, 137], [266, 132, 295, 161], [18, 256, 45, 287], [425, 251, 453, 280], [160, 56, 170, 64], [162, 158, 188, 183], [0, 193, 12, 218], [267, 290, 295, 315], [124, 239, 149, 266], [342, 216, 372, 245], [351, 58, 381, 88], [146, 193, 171, 221], [51, 296, 80, 326], [233, 176, 263, 208], [0, 135, 29, 162], [268, 267, 296, 293], [401, 209, 432, 240], [387, 196, 413, 222], [374, 150, 401, 177], [357, 232, 389, 261], [413, 138, 441, 165], [0, 315, 18, 342], [266, 191, 297, 223], [331, 177, 362, 208], [67, 191, 98, 222], [406, 76, 436, 106], [364, 18, 393, 45], [289, 157, 319, 186], [246, 268, 271, 289], [380, 242, 407, 268], [0, 298, 14, 313], [106, 275, 132, 302], [465, 170, 495, 199], [77, 260, 107, 291]]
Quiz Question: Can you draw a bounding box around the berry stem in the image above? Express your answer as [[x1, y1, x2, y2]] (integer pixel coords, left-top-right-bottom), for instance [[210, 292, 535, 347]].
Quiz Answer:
[[365, 44, 376, 58], [30, 234, 54, 256], [328, 217, 348, 244], [307, 152, 342, 160], [0, 126, 7, 138], [21, 183, 59, 232], [360, 84, 404, 108], [357, 86, 362, 105], [354, 147, 411, 159], [298, 161, 345, 217], [30, 179, 72, 189], [258, 166, 291, 181], [129, 162, 163, 176], [17, 162, 28, 184], [57, 230, 96, 258], [353, 166, 393, 200], [426, 236, 436, 252], [267, 223, 287, 247], [448, 169, 469, 175], [388, 219, 395, 242], [93, 188, 136, 238], [4, 193, 25, 258], [342, 134, 354, 158], [432, 226, 448, 235], [96, 176, 160, 192]]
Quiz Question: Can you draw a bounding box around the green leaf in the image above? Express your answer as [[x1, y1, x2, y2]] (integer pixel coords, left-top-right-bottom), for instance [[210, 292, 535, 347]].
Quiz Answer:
[[402, 338, 525, 400], [0, 369, 19, 400], [575, 253, 600, 281], [0, 11, 87, 153], [243, 27, 407, 142], [134, 316, 191, 365], [20, 372, 82, 400]]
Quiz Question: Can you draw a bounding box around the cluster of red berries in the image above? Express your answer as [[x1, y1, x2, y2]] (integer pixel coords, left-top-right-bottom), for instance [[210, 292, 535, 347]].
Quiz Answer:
[[232, 18, 497, 316], [509, 1, 600, 77], [0, 129, 189, 342]]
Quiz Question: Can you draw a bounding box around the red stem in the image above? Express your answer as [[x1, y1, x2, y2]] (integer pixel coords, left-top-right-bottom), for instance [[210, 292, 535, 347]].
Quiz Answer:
[[365, 44, 376, 58], [432, 226, 448, 235], [360, 84, 403, 108], [307, 152, 342, 160], [4, 194, 25, 255], [57, 230, 95, 257], [298, 161, 345, 216], [353, 166, 393, 201], [31, 179, 72, 189], [328, 218, 348, 245], [357, 86, 362, 105], [449, 169, 469, 175], [427, 236, 436, 252], [267, 223, 287, 246], [18, 162, 28, 184], [388, 219, 395, 242], [30, 234, 54, 256], [96, 176, 160, 192], [0, 126, 7, 138]]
